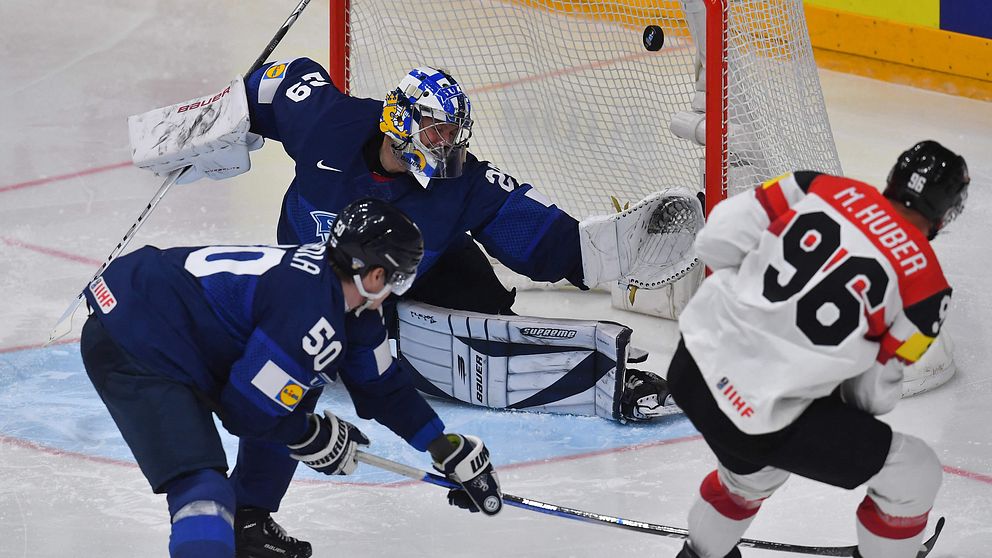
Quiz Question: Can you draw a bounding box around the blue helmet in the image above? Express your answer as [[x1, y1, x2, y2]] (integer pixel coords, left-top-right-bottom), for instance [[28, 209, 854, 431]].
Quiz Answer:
[[380, 67, 473, 187]]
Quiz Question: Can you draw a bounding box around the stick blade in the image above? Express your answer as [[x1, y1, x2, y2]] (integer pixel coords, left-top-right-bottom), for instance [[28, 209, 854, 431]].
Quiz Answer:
[[47, 295, 83, 345], [917, 516, 945, 558]]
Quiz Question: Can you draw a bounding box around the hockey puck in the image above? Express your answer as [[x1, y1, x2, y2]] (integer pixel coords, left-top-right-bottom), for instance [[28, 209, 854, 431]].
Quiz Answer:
[[643, 25, 665, 51]]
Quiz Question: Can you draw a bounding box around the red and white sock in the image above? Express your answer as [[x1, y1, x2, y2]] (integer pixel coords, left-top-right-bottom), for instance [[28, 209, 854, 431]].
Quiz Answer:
[[686, 470, 763, 558], [856, 496, 929, 558]]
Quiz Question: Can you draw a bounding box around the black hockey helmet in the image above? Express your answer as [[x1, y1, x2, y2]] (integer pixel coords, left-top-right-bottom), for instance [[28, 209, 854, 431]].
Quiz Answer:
[[884, 140, 970, 239], [328, 198, 424, 297]]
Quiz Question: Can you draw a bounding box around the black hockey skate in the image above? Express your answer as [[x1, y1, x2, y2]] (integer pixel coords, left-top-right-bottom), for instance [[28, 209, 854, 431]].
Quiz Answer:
[[235, 507, 312, 558], [676, 541, 741, 558], [619, 369, 681, 422]]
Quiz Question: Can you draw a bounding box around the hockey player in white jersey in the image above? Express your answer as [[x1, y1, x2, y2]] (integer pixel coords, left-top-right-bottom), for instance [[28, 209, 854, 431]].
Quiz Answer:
[[665, 141, 970, 558]]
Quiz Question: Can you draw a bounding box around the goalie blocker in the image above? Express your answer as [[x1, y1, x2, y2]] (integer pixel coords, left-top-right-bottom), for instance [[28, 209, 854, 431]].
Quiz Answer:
[[395, 300, 677, 422]]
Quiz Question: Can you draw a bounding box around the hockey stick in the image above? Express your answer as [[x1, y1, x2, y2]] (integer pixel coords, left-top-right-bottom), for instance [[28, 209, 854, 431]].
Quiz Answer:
[[46, 0, 313, 344], [355, 451, 945, 557]]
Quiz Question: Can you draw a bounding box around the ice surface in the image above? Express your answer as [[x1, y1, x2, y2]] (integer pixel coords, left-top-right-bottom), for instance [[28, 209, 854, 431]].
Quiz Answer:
[[1, 1, 990, 556]]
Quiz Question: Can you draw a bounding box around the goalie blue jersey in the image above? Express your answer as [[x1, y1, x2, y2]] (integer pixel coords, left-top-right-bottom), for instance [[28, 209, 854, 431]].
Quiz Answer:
[[83, 243, 445, 450], [245, 57, 585, 287]]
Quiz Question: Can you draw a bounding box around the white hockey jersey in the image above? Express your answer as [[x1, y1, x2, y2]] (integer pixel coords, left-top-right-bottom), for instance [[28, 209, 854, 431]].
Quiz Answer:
[[679, 172, 952, 435]]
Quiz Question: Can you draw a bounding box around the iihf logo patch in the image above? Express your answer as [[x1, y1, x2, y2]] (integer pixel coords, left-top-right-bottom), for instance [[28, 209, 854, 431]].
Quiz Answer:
[[311, 211, 338, 242], [716, 377, 729, 390], [88, 277, 117, 314]]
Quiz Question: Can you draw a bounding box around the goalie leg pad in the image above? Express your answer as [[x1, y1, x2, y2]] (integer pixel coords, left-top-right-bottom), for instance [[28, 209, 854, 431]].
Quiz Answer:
[[397, 300, 633, 420]]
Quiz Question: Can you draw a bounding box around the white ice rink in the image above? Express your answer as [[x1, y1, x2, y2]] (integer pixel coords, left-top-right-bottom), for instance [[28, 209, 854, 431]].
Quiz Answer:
[[1, 1, 991, 557]]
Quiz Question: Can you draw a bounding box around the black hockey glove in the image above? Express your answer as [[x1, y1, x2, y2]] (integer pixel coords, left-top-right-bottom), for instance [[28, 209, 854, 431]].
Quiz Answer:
[[430, 434, 503, 516], [288, 410, 369, 475]]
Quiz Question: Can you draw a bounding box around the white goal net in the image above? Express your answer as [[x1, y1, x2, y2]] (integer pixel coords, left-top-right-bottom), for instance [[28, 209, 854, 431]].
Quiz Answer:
[[331, 0, 840, 219]]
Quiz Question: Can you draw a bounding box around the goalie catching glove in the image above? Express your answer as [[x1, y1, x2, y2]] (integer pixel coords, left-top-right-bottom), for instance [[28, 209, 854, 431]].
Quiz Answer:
[[288, 410, 370, 475], [430, 434, 503, 515], [580, 188, 703, 289], [128, 76, 263, 184]]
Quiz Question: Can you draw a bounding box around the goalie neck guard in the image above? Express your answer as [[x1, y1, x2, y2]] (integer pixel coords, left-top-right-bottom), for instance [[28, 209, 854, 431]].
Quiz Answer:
[[379, 67, 473, 187], [328, 198, 424, 299]]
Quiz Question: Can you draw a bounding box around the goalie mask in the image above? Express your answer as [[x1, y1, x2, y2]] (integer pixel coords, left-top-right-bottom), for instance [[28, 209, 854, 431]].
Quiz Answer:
[[328, 198, 424, 306], [379, 67, 473, 187], [884, 140, 970, 240]]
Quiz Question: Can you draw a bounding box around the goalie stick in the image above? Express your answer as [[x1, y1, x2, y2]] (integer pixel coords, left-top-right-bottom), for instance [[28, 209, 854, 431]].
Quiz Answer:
[[46, 0, 313, 344], [355, 451, 945, 557]]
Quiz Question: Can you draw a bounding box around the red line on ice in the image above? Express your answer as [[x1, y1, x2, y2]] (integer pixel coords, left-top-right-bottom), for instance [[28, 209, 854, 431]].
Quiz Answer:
[[0, 161, 132, 193], [0, 336, 80, 355], [1, 236, 102, 266]]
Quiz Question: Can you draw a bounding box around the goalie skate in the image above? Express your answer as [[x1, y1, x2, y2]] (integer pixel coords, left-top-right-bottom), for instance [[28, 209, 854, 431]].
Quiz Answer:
[[619, 369, 681, 422]]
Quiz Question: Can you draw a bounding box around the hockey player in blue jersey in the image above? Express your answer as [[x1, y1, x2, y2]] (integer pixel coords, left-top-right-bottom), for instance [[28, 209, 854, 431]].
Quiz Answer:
[[243, 59, 695, 423], [79, 199, 503, 558], [128, 58, 703, 424]]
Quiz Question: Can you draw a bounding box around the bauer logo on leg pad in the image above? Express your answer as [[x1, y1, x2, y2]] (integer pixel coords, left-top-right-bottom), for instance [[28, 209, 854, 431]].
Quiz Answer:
[[474, 354, 486, 403]]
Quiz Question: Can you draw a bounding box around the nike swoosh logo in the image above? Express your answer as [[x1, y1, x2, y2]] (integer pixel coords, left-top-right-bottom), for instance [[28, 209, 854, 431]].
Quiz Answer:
[[316, 160, 342, 172]]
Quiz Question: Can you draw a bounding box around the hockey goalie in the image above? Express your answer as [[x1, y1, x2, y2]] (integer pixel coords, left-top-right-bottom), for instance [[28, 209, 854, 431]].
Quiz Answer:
[[127, 58, 704, 423]]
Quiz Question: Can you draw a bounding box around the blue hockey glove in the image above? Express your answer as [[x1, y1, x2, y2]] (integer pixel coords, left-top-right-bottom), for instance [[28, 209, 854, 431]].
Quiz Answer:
[[288, 410, 369, 475], [430, 434, 502, 516]]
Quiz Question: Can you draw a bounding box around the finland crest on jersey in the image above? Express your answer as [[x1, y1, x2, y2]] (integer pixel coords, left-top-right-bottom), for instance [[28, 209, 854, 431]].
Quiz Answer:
[[311, 211, 337, 242]]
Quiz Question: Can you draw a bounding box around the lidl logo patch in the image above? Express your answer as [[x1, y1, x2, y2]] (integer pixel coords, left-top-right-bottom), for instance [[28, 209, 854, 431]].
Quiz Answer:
[[279, 382, 304, 408], [265, 64, 287, 79], [250, 360, 310, 411]]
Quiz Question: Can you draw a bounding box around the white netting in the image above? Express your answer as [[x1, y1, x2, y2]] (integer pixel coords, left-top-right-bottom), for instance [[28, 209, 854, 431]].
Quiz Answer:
[[721, 0, 842, 198], [343, 1, 701, 219], [338, 0, 841, 286]]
